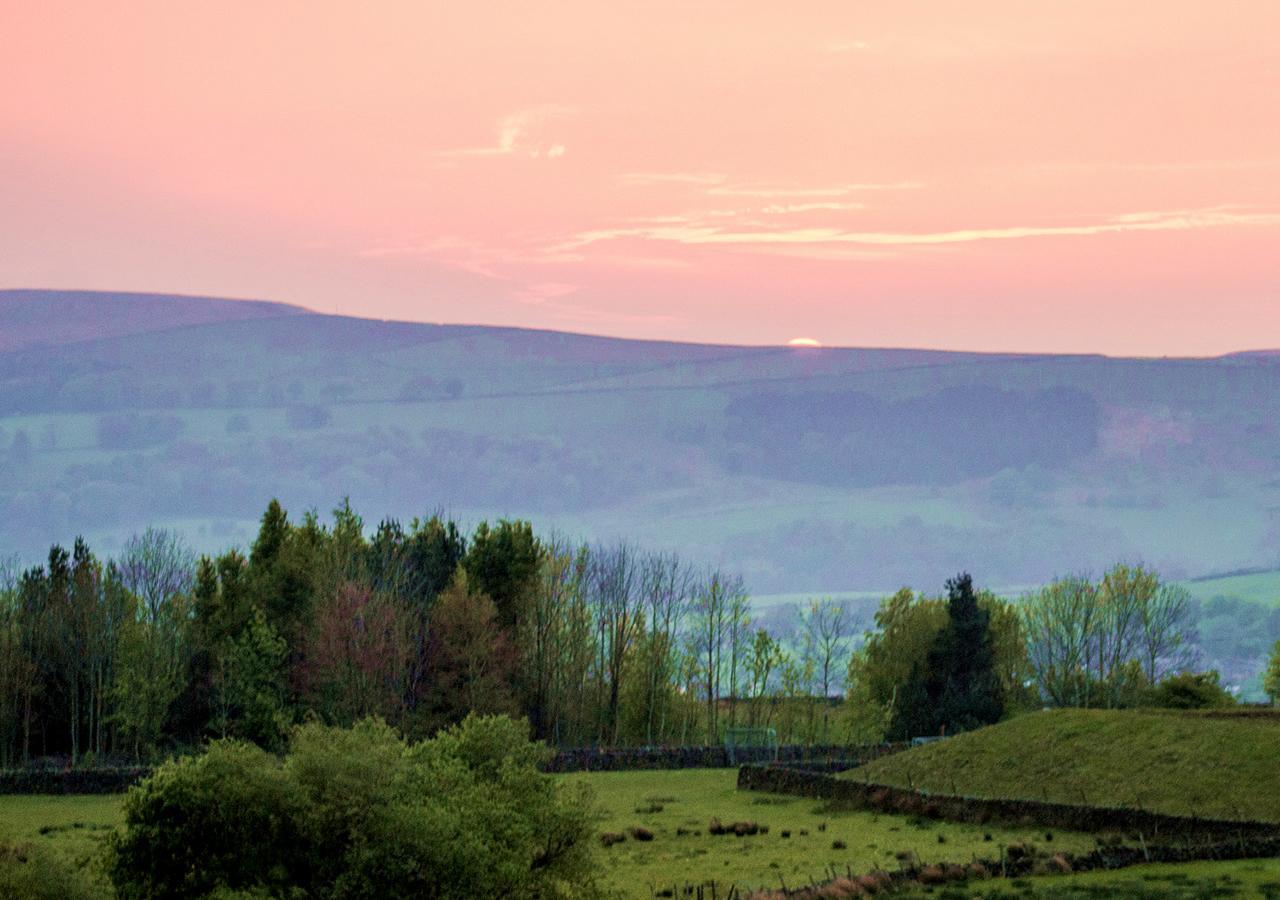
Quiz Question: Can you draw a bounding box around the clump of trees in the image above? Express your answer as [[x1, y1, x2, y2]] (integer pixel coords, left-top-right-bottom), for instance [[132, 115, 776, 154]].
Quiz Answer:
[[0, 500, 864, 765], [844, 574, 1032, 742], [106, 715, 602, 900], [1020, 565, 1197, 709], [844, 565, 1222, 743]]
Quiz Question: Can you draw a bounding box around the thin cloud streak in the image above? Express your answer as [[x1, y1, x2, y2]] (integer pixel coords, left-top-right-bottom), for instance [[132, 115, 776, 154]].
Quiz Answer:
[[554, 207, 1280, 253], [618, 172, 728, 186], [706, 182, 923, 198]]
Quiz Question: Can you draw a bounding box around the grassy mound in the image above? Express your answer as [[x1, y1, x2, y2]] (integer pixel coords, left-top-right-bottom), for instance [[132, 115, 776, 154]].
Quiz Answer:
[[845, 708, 1280, 822]]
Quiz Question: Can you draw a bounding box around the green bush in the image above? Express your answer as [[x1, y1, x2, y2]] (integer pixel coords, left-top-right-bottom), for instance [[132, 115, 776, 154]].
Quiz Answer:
[[107, 715, 601, 899], [0, 834, 107, 900], [106, 740, 302, 899], [1144, 671, 1237, 710]]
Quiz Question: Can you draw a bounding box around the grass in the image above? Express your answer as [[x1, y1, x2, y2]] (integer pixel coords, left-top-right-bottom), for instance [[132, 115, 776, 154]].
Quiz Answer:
[[564, 769, 1098, 897], [1, 770, 1100, 899], [0, 794, 122, 876], [845, 708, 1280, 821]]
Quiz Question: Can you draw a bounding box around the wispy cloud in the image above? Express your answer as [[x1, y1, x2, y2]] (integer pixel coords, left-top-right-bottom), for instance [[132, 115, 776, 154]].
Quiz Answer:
[[618, 172, 728, 186], [512, 281, 579, 305], [824, 39, 871, 53], [552, 206, 1280, 254], [617, 173, 920, 198], [706, 181, 923, 198], [1029, 159, 1280, 175], [436, 106, 574, 159], [760, 201, 867, 214], [359, 236, 511, 279]]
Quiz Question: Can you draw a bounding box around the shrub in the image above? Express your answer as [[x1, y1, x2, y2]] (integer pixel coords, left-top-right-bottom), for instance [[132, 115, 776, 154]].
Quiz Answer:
[[0, 835, 106, 900], [106, 740, 302, 899], [1144, 671, 1237, 709], [108, 715, 601, 899]]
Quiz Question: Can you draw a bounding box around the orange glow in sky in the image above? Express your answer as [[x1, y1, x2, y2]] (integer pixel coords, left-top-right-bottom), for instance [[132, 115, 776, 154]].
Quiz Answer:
[[2, 1, 1278, 354]]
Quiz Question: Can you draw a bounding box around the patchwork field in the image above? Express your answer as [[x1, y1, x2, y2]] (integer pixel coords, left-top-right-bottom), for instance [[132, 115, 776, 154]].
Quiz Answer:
[[565, 769, 1097, 897], [846, 708, 1280, 822]]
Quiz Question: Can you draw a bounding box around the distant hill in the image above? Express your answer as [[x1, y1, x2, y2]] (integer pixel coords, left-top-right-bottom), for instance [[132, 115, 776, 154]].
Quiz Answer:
[[2, 289, 1280, 602], [845, 708, 1280, 821], [0, 289, 306, 352]]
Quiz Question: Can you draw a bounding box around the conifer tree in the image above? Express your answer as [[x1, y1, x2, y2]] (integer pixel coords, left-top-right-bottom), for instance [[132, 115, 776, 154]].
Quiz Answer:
[[926, 573, 1004, 734]]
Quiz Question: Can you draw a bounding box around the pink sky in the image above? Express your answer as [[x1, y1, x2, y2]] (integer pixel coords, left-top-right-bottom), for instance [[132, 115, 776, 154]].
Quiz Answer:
[[2, 1, 1278, 355]]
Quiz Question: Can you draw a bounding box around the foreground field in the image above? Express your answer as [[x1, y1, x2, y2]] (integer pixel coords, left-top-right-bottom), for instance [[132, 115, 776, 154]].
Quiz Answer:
[[2, 769, 1099, 899], [566, 769, 1097, 897], [847, 708, 1280, 821], [11, 762, 1278, 898]]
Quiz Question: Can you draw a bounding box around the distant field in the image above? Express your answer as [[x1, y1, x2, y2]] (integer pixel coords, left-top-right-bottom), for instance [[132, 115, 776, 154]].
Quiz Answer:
[[845, 709, 1280, 822], [1184, 569, 1280, 606]]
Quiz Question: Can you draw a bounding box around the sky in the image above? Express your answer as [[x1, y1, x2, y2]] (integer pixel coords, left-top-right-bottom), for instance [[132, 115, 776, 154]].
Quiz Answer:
[[2, 1, 1278, 355]]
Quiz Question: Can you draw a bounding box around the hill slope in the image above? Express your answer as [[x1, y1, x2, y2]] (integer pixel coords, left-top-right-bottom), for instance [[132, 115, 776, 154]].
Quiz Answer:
[[2, 290, 1280, 600], [845, 709, 1280, 821], [0, 289, 306, 352]]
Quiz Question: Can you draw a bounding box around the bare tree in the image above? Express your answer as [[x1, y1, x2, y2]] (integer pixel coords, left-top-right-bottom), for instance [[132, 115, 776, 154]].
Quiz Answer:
[[1139, 582, 1194, 683], [726, 588, 751, 729], [692, 568, 741, 743], [800, 598, 852, 742], [521, 534, 566, 740], [586, 542, 643, 744], [116, 528, 196, 624], [0, 555, 18, 594], [638, 551, 692, 744]]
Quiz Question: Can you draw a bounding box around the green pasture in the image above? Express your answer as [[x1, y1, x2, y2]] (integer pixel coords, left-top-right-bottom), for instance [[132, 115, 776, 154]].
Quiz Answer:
[[2, 768, 1101, 899], [566, 768, 1096, 897], [848, 708, 1280, 822], [1184, 569, 1280, 607], [5, 762, 1280, 898]]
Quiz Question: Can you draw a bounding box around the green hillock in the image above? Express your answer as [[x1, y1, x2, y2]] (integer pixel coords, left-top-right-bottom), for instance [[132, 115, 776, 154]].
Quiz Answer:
[[844, 708, 1280, 822]]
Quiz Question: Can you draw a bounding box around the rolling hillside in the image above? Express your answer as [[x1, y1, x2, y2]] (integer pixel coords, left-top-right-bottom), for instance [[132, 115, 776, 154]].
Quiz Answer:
[[845, 709, 1280, 821], [3, 289, 1280, 599]]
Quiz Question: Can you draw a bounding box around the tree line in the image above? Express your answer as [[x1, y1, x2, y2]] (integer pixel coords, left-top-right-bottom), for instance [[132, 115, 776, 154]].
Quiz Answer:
[[0, 497, 1229, 767], [0, 500, 863, 765]]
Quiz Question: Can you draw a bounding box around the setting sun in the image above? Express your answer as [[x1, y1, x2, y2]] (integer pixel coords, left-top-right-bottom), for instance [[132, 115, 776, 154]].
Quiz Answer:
[[787, 337, 823, 347]]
